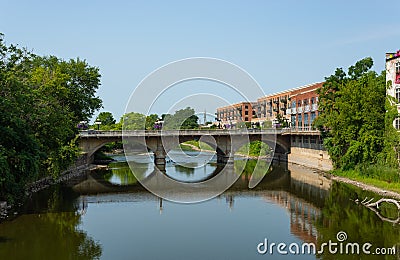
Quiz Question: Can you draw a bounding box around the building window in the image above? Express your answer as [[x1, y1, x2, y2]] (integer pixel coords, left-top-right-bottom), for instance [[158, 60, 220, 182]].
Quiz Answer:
[[311, 97, 315, 104], [396, 117, 400, 130], [396, 87, 400, 103], [303, 99, 308, 106], [297, 114, 302, 128], [298, 100, 301, 107], [396, 62, 400, 84], [291, 115, 296, 128], [292, 101, 296, 108], [245, 105, 248, 109], [310, 112, 316, 126], [245, 111, 248, 115], [304, 113, 309, 128]]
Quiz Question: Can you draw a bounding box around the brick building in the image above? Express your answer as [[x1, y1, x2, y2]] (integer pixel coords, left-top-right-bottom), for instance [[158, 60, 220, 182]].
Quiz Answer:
[[216, 102, 256, 128], [215, 82, 322, 129], [254, 90, 291, 125], [287, 82, 323, 131]]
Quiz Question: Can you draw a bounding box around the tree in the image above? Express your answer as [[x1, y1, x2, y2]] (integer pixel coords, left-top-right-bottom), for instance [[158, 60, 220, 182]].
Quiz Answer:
[[315, 57, 399, 170], [163, 107, 199, 130], [121, 112, 146, 130], [0, 34, 102, 202], [276, 114, 289, 128], [96, 112, 116, 126], [145, 114, 159, 130]]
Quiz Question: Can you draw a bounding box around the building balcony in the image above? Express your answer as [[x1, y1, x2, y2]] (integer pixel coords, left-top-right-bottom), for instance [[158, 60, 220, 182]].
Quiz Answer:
[[311, 104, 318, 111], [286, 108, 291, 115], [291, 108, 296, 114], [304, 105, 310, 112], [297, 107, 303, 113]]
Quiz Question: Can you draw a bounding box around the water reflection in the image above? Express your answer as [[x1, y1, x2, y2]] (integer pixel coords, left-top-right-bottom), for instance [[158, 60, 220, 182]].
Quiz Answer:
[[1, 154, 400, 259], [0, 186, 102, 259]]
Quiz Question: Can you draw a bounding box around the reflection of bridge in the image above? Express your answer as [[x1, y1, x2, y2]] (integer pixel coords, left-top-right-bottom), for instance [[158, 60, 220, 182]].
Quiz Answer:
[[71, 161, 291, 195], [72, 162, 330, 245], [78, 129, 321, 167]]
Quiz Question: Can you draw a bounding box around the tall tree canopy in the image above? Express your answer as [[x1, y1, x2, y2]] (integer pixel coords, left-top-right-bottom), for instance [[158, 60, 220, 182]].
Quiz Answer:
[[315, 57, 399, 170], [163, 107, 199, 130], [0, 34, 102, 201], [96, 112, 116, 126]]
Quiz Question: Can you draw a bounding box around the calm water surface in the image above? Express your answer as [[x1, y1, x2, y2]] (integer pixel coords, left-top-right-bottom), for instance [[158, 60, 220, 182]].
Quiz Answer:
[[1, 151, 400, 259]]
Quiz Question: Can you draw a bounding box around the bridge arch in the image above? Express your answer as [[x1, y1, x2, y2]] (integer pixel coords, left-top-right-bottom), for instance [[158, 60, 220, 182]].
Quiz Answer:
[[79, 137, 122, 157], [78, 130, 293, 165]]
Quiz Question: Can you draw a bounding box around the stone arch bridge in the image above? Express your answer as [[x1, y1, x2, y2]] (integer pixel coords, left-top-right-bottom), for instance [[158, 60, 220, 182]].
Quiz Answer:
[[78, 129, 320, 167]]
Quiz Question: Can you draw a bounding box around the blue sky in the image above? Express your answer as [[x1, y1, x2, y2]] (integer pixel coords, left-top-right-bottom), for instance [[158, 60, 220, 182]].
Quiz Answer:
[[1, 0, 400, 121]]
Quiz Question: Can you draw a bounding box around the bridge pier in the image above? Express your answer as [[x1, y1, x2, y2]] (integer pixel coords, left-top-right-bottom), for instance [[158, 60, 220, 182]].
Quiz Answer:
[[217, 152, 234, 164], [154, 141, 167, 171]]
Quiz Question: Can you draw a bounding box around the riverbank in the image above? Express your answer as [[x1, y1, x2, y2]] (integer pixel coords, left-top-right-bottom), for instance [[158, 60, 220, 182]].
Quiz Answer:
[[330, 175, 400, 200], [288, 160, 400, 200], [180, 142, 215, 153]]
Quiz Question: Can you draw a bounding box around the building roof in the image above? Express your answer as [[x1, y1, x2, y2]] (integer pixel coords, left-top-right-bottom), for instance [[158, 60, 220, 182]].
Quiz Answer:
[[258, 82, 323, 100], [386, 50, 400, 61]]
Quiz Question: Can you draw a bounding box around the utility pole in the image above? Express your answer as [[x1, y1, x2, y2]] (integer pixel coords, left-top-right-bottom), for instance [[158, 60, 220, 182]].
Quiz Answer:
[[204, 109, 207, 125]]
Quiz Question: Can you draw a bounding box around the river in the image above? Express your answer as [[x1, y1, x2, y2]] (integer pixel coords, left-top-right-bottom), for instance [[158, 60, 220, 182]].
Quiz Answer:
[[0, 151, 400, 259]]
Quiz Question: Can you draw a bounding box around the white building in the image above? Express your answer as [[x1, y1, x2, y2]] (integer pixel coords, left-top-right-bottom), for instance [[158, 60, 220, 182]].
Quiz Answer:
[[386, 50, 400, 129]]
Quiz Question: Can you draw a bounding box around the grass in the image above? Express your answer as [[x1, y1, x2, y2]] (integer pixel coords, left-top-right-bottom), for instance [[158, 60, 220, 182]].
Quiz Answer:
[[179, 144, 195, 151], [333, 165, 400, 194], [181, 140, 214, 151]]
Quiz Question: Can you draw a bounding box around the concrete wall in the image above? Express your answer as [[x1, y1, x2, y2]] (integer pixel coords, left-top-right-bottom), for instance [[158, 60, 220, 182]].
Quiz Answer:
[[288, 147, 332, 171]]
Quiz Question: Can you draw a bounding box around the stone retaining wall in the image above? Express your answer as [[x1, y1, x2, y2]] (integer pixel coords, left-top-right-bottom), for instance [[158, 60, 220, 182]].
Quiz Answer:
[[288, 147, 333, 171]]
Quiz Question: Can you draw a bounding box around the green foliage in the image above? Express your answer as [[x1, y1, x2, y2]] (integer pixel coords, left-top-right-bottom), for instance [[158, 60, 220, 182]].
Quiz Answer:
[[181, 140, 214, 151], [262, 120, 272, 129], [236, 121, 246, 129], [234, 159, 271, 178], [163, 107, 199, 130], [96, 112, 116, 126], [275, 114, 289, 127], [236, 141, 272, 157], [120, 112, 161, 130], [145, 114, 159, 130], [0, 34, 102, 202], [316, 57, 399, 171], [121, 112, 146, 130], [317, 182, 400, 258]]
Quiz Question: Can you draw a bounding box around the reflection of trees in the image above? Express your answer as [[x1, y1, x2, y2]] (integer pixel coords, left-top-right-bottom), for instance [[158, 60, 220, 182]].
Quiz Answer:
[[107, 161, 149, 184], [0, 186, 102, 259], [236, 141, 272, 157], [174, 164, 195, 175], [234, 159, 271, 178], [106, 162, 138, 185], [316, 182, 400, 259]]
